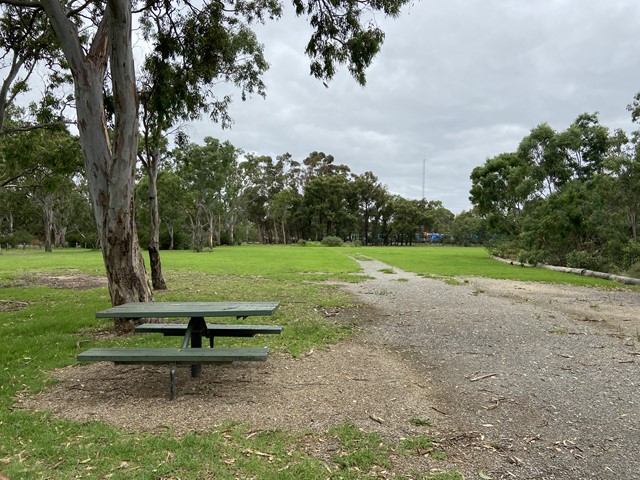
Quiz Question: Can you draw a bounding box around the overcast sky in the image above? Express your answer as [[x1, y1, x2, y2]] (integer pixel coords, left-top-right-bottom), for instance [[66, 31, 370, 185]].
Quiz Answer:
[[186, 0, 640, 214]]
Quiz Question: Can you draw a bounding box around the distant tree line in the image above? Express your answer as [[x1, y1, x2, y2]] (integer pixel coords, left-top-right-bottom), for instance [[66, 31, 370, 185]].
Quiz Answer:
[[0, 108, 92, 251], [469, 100, 640, 277], [136, 139, 458, 249], [1, 111, 459, 251]]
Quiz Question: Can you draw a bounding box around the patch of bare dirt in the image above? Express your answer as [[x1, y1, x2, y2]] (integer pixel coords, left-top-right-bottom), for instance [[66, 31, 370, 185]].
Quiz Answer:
[[467, 278, 640, 337], [0, 300, 30, 312], [19, 338, 433, 438], [20, 272, 108, 290]]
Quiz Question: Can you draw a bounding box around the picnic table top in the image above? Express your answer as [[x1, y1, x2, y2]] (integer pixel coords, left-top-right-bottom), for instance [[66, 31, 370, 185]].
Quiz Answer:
[[95, 301, 280, 319]]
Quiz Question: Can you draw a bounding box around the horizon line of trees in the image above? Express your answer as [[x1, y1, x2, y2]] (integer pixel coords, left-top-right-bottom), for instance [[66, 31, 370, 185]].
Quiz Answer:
[[1, 117, 461, 252], [7, 96, 640, 281], [138, 139, 457, 249]]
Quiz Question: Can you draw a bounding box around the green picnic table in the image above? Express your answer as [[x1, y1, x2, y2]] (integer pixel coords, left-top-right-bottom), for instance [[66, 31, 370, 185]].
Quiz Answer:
[[78, 301, 281, 399]]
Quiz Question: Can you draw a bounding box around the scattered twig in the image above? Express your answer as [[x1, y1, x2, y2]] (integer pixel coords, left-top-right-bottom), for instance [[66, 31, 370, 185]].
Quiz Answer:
[[0, 300, 29, 306], [470, 373, 500, 382], [523, 434, 541, 443], [369, 414, 384, 424], [431, 406, 448, 415]]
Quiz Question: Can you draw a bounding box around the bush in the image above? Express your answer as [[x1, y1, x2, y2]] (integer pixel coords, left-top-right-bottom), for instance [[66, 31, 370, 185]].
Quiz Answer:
[[622, 241, 640, 271], [485, 239, 520, 259], [295, 239, 323, 247], [565, 250, 604, 271], [625, 262, 640, 279], [66, 231, 99, 249], [343, 239, 363, 247], [518, 249, 548, 266], [0, 230, 34, 248], [321, 236, 344, 247]]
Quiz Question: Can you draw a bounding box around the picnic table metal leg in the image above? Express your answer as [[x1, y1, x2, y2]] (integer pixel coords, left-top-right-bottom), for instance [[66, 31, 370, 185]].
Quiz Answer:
[[169, 363, 176, 400], [189, 316, 206, 378]]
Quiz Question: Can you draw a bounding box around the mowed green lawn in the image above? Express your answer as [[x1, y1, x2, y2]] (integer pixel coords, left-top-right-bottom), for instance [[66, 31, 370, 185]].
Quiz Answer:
[[354, 245, 630, 286], [0, 245, 627, 479]]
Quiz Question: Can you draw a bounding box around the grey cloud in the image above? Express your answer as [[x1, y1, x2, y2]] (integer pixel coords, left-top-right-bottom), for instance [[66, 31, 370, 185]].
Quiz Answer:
[[194, 0, 640, 213]]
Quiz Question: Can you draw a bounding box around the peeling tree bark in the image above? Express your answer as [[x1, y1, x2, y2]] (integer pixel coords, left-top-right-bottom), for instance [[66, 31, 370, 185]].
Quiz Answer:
[[40, 0, 153, 317]]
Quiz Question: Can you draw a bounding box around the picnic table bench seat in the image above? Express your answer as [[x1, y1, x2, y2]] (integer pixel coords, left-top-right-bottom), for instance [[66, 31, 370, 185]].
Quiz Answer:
[[135, 323, 282, 338], [77, 347, 269, 364], [77, 346, 269, 399]]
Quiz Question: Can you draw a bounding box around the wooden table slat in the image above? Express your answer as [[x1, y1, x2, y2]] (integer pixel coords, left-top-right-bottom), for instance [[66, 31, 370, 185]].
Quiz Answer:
[[77, 347, 269, 363], [95, 301, 280, 319], [135, 323, 283, 337]]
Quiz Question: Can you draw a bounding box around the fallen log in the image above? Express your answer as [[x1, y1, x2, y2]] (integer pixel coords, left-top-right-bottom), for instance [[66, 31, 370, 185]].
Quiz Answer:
[[491, 256, 640, 286]]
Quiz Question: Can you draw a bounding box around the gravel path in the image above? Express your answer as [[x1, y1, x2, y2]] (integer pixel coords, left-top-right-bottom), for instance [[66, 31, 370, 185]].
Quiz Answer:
[[344, 258, 640, 480]]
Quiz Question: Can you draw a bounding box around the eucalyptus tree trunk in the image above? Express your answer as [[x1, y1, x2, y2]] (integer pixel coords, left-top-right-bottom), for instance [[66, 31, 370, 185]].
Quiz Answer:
[[54, 225, 66, 247], [42, 0, 153, 314], [187, 211, 203, 251], [41, 193, 54, 252], [207, 214, 215, 248], [146, 147, 167, 290], [227, 212, 236, 245], [165, 222, 175, 250], [216, 213, 222, 246], [628, 211, 638, 242]]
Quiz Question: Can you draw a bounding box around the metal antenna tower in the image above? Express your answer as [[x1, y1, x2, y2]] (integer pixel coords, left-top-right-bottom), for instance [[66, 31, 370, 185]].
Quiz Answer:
[[422, 158, 426, 200]]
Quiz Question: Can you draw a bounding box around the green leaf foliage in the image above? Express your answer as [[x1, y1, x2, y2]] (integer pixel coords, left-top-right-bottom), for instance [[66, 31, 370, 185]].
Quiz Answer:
[[470, 105, 640, 275]]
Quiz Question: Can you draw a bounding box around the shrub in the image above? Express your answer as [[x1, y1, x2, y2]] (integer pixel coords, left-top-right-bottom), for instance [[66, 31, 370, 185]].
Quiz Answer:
[[565, 250, 604, 271], [622, 241, 640, 271], [66, 231, 99, 249], [321, 235, 344, 247], [1, 230, 35, 248], [295, 239, 323, 247], [518, 249, 547, 266], [485, 239, 520, 259], [626, 262, 640, 279]]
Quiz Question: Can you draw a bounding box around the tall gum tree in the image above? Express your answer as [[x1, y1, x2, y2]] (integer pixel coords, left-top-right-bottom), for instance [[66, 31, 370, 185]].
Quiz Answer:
[[4, 0, 154, 313], [137, 1, 270, 288], [0, 0, 411, 314]]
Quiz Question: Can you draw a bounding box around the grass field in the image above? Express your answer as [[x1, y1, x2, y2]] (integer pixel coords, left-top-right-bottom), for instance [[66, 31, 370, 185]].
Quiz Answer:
[[0, 245, 627, 479], [352, 246, 630, 286]]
